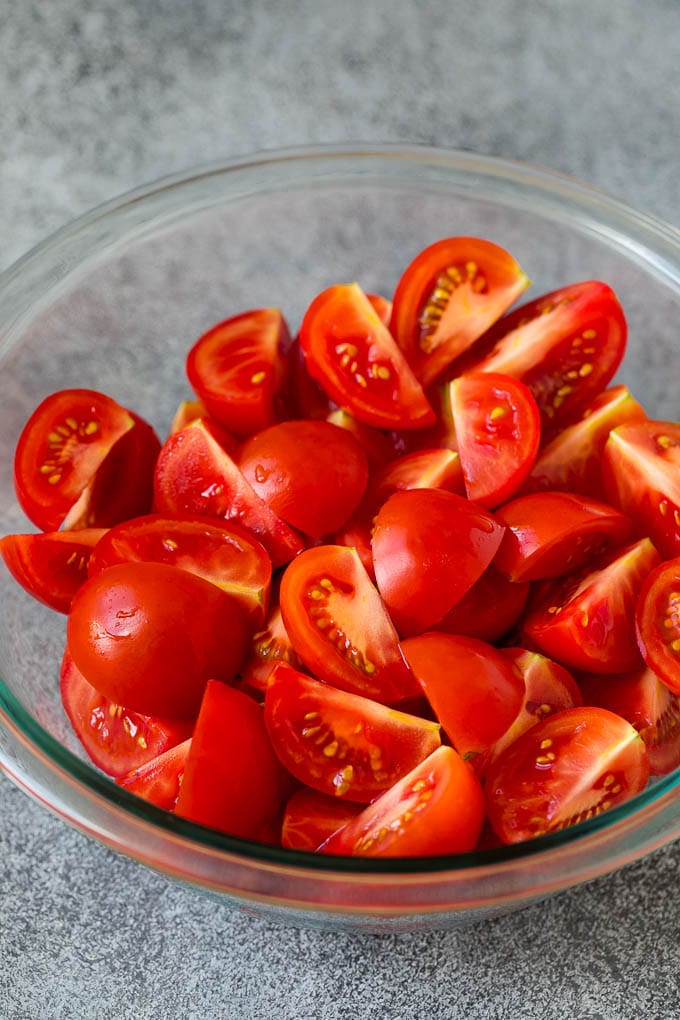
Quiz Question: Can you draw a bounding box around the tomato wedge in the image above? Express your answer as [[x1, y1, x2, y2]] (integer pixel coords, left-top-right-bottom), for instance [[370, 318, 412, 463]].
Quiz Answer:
[[116, 739, 191, 810], [318, 746, 485, 857], [186, 308, 290, 438], [264, 664, 441, 802], [281, 789, 362, 851], [635, 557, 680, 695], [434, 563, 530, 644], [279, 545, 417, 704], [485, 707, 650, 844], [299, 283, 435, 430], [1, 528, 106, 613], [390, 237, 529, 387], [237, 600, 307, 697]]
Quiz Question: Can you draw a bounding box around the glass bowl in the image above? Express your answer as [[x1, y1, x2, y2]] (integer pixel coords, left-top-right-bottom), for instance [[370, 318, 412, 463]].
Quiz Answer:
[[1, 144, 679, 932]]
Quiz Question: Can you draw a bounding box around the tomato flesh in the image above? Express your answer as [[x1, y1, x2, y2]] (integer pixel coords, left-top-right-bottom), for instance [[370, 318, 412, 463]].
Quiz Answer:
[[635, 557, 680, 695], [1, 528, 106, 613], [281, 788, 362, 851], [116, 739, 191, 810]]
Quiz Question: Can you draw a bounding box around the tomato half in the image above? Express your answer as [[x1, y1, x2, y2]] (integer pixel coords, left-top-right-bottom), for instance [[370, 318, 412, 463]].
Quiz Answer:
[[603, 420, 680, 559], [186, 308, 290, 438], [67, 561, 250, 719], [299, 283, 435, 430], [116, 739, 191, 810], [281, 789, 362, 851], [318, 746, 485, 857], [279, 545, 418, 704], [635, 557, 680, 695], [1, 528, 106, 613], [371, 489, 505, 635], [449, 372, 541, 507], [389, 237, 529, 387], [485, 707, 650, 844], [60, 647, 192, 778]]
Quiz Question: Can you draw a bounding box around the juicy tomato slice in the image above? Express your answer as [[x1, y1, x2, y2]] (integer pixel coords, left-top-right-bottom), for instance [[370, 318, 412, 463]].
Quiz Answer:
[[635, 557, 680, 695], [603, 420, 680, 559], [281, 788, 362, 851], [186, 308, 290, 439], [279, 545, 418, 704], [238, 420, 368, 538], [299, 283, 435, 431], [67, 561, 250, 719], [400, 634, 524, 760], [525, 385, 647, 501], [237, 600, 307, 697], [264, 664, 441, 802], [485, 707, 650, 844], [523, 538, 661, 674], [116, 739, 191, 810], [371, 489, 505, 636], [153, 419, 304, 567], [1, 528, 106, 613], [14, 388, 136, 532], [461, 281, 627, 438], [87, 514, 272, 625], [578, 666, 680, 776], [59, 647, 192, 778], [434, 563, 530, 644], [449, 372, 541, 508], [175, 679, 292, 840], [389, 237, 529, 388], [494, 491, 632, 583], [319, 745, 485, 857]]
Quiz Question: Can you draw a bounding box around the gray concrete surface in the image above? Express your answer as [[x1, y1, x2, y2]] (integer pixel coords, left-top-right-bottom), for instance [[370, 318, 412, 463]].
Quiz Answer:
[[1, 1, 680, 1017]]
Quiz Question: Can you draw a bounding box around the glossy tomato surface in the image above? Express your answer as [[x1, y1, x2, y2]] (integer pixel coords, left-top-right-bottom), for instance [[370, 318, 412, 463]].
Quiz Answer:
[[1, 528, 106, 613]]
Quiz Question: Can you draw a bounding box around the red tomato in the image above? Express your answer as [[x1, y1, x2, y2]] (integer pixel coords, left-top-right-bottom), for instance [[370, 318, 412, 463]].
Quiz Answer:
[[318, 746, 485, 857], [264, 664, 441, 802], [525, 385, 647, 500], [281, 788, 362, 851], [371, 489, 505, 635], [279, 545, 418, 704], [325, 408, 395, 470], [237, 601, 307, 697], [389, 237, 529, 387], [635, 557, 680, 695], [523, 538, 660, 674], [400, 634, 525, 760], [485, 707, 650, 844], [116, 739, 191, 810], [299, 283, 435, 430], [494, 491, 632, 583], [434, 563, 530, 644], [578, 667, 680, 776], [59, 647, 192, 778], [1, 528, 106, 613], [449, 372, 541, 507], [462, 281, 627, 438], [238, 420, 369, 537], [153, 419, 304, 567], [67, 561, 250, 719], [175, 680, 291, 839], [186, 308, 290, 438], [88, 514, 271, 625], [603, 420, 680, 559]]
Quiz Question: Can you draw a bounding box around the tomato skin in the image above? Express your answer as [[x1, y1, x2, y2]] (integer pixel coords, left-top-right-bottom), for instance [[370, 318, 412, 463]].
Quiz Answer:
[[175, 679, 292, 839], [434, 563, 530, 644], [635, 557, 680, 695], [390, 237, 529, 388], [238, 420, 369, 538], [186, 308, 290, 439], [281, 788, 362, 851], [299, 283, 435, 431], [325, 408, 395, 471], [116, 739, 191, 810], [372, 489, 505, 636], [59, 647, 192, 778], [494, 492, 632, 583], [319, 745, 485, 857], [1, 528, 106, 613], [67, 561, 250, 719], [485, 707, 649, 844]]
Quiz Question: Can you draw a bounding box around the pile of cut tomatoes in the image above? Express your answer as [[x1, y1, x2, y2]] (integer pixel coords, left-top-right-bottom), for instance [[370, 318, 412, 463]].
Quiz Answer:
[[3, 236, 680, 857]]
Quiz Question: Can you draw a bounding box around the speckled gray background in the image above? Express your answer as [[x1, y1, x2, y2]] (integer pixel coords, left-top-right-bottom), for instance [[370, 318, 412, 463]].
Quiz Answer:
[[2, 1, 680, 1017]]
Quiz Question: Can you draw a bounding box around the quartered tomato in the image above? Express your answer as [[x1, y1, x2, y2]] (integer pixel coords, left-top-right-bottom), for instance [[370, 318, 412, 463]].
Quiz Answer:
[[433, 563, 530, 644], [0, 528, 106, 613], [279, 545, 417, 704], [116, 739, 191, 810], [390, 237, 529, 387], [237, 601, 307, 697], [485, 707, 650, 844], [603, 420, 680, 559], [318, 745, 485, 857], [186, 308, 290, 438], [264, 664, 441, 802], [281, 788, 362, 851], [299, 283, 435, 430], [635, 557, 680, 695], [449, 371, 541, 507]]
